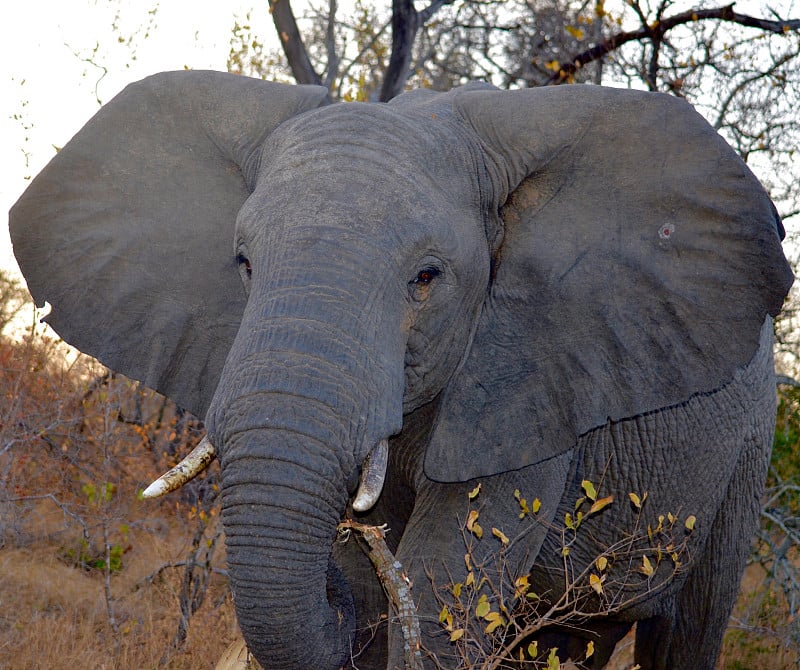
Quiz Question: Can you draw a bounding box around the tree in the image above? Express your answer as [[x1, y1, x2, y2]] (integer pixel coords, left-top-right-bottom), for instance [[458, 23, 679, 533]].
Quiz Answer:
[[229, 0, 800, 232]]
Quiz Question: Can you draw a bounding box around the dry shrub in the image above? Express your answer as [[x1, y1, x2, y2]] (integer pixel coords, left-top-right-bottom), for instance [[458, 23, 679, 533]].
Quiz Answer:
[[0, 302, 234, 669]]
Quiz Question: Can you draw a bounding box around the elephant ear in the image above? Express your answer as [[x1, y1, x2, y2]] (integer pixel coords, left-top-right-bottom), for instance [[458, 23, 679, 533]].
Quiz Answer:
[[425, 85, 793, 483], [9, 71, 328, 418]]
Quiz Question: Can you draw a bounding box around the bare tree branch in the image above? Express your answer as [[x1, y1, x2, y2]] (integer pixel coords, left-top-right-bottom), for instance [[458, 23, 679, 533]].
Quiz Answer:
[[379, 0, 420, 101], [269, 0, 323, 86], [418, 0, 455, 25], [380, 0, 456, 100], [335, 18, 391, 99], [324, 0, 340, 89], [547, 4, 800, 85]]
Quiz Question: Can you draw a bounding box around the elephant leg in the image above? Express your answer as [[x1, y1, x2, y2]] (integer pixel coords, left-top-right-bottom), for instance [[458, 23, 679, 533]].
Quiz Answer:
[[634, 432, 770, 670], [388, 451, 574, 669]]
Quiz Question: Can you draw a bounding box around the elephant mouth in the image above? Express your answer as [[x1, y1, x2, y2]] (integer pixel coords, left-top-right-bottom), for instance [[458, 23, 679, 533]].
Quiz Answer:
[[142, 434, 390, 512]]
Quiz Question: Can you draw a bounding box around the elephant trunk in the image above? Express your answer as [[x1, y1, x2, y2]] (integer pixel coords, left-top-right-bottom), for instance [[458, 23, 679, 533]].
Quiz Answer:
[[208, 271, 406, 669], [221, 423, 354, 669]]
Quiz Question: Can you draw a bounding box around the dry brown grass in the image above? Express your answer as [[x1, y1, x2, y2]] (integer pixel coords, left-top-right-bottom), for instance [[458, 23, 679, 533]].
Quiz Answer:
[[0, 511, 237, 670]]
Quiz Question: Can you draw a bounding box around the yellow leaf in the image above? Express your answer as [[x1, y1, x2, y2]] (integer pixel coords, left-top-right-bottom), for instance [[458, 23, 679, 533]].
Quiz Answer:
[[466, 510, 483, 538], [629, 492, 641, 509], [545, 60, 561, 72], [475, 595, 490, 618], [667, 512, 676, 524], [566, 24, 585, 40], [532, 498, 542, 513], [586, 640, 595, 658], [449, 628, 465, 642], [589, 573, 604, 595], [484, 611, 506, 633], [485, 620, 503, 634], [596, 556, 608, 571], [685, 515, 696, 531], [574, 496, 586, 511], [517, 492, 530, 518], [468, 484, 481, 500], [562, 546, 570, 557], [565, 512, 574, 530], [547, 646, 560, 670], [452, 582, 462, 598], [466, 571, 475, 587], [589, 495, 614, 515], [439, 605, 452, 627], [492, 527, 509, 545], [641, 555, 654, 577], [464, 553, 472, 572], [514, 575, 530, 598], [581, 480, 597, 501], [527, 641, 538, 658]]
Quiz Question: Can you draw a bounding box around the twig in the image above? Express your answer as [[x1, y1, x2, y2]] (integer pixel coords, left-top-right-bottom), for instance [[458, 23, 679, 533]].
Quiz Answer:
[[339, 519, 424, 670]]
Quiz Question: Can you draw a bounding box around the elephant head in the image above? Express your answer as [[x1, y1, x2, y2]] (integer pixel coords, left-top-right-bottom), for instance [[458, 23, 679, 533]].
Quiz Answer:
[[9, 72, 792, 669]]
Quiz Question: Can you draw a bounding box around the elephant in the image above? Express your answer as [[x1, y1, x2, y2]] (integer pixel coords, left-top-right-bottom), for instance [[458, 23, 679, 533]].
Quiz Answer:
[[9, 71, 793, 670]]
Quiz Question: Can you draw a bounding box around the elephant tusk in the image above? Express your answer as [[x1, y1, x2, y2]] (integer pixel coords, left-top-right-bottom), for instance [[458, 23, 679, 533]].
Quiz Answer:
[[352, 439, 389, 513], [141, 435, 216, 499]]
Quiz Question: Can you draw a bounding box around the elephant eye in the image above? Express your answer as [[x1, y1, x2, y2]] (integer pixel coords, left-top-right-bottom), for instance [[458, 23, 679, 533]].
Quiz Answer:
[[411, 267, 440, 286]]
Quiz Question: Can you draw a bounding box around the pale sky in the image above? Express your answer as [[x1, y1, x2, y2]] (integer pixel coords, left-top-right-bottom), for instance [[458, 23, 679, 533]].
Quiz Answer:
[[1, 0, 277, 276], [4, 0, 797, 281]]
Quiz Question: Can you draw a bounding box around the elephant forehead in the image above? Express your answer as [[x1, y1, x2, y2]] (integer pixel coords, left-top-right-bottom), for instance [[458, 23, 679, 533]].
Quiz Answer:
[[258, 102, 480, 198]]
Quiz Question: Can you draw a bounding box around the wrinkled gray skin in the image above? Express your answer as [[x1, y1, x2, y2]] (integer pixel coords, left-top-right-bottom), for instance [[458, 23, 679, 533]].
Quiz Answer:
[[9, 72, 793, 670]]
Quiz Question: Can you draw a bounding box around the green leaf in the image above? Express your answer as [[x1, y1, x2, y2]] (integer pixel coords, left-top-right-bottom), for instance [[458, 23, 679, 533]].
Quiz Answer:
[[547, 646, 560, 670], [581, 479, 597, 501]]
